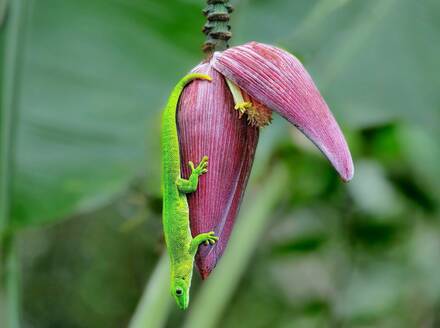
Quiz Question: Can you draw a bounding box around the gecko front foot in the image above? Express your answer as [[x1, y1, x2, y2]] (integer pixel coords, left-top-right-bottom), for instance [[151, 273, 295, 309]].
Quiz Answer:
[[189, 156, 208, 176]]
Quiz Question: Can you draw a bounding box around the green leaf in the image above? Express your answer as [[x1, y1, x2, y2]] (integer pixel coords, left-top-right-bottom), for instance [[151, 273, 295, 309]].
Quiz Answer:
[[11, 0, 206, 227]]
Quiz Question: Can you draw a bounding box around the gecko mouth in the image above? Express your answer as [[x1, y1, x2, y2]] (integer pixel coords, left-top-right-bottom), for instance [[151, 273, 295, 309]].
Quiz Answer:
[[174, 285, 189, 310], [176, 294, 189, 310]]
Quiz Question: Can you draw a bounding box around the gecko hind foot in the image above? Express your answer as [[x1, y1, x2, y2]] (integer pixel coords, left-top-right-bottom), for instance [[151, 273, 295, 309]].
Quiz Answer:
[[203, 231, 219, 246], [190, 231, 219, 255]]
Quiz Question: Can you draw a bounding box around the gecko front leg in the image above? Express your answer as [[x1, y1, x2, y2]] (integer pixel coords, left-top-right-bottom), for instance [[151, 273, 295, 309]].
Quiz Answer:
[[176, 156, 208, 193]]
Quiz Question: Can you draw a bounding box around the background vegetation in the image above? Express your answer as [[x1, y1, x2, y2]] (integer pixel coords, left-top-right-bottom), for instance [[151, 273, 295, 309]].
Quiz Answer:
[[1, 0, 439, 327]]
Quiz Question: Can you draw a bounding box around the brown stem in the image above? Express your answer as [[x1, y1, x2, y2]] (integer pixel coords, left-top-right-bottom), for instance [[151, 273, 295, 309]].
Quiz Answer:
[[202, 0, 233, 55]]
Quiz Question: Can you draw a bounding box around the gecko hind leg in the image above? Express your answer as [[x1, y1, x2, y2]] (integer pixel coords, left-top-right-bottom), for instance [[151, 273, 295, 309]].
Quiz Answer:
[[189, 231, 219, 256], [176, 156, 208, 193]]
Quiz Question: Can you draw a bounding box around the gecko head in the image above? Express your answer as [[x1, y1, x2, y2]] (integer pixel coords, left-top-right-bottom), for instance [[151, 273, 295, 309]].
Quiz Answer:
[[172, 277, 190, 310]]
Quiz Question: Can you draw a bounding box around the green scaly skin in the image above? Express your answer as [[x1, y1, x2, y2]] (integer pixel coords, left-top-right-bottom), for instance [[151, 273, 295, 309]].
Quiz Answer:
[[161, 73, 219, 310]]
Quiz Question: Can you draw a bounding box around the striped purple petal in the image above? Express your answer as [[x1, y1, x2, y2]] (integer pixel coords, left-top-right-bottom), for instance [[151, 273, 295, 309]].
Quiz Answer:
[[178, 62, 259, 278], [213, 42, 354, 181]]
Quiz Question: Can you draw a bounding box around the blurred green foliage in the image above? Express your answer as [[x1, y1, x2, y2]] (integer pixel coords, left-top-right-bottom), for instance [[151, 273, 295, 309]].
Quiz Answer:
[[0, 0, 439, 327]]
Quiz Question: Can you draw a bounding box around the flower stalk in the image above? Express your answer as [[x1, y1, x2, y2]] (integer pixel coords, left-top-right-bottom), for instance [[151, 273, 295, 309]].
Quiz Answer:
[[202, 0, 233, 54]]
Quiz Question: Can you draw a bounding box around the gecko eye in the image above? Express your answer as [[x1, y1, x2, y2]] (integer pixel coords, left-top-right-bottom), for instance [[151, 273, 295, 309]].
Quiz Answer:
[[175, 288, 183, 296]]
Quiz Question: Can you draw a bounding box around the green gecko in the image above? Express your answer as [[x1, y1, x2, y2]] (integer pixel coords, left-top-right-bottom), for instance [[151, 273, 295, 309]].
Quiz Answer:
[[161, 73, 219, 310]]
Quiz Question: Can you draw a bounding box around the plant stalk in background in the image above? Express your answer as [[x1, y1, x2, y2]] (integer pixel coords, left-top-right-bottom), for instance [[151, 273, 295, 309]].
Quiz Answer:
[[0, 0, 28, 327], [184, 164, 289, 328], [128, 255, 172, 328]]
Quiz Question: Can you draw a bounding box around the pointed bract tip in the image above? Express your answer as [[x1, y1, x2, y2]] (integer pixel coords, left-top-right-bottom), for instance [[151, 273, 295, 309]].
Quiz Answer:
[[341, 162, 354, 182]]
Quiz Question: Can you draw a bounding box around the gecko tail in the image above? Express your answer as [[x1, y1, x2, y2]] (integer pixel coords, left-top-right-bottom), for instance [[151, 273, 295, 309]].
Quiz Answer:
[[167, 73, 212, 109], [180, 73, 212, 86]]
